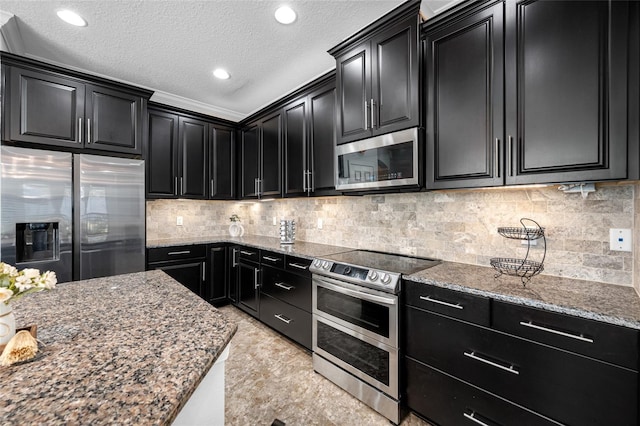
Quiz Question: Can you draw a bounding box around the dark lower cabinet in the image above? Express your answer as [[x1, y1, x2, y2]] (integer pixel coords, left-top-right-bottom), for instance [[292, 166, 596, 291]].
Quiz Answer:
[[204, 244, 228, 306], [405, 359, 559, 426], [259, 293, 311, 350], [237, 260, 260, 317], [147, 245, 206, 296], [403, 282, 639, 426]]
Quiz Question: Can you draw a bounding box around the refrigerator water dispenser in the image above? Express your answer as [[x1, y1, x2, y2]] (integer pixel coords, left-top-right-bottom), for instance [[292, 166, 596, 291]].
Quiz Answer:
[[16, 222, 59, 263]]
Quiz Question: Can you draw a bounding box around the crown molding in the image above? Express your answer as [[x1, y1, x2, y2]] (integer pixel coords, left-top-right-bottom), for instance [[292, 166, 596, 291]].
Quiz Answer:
[[150, 91, 246, 122], [0, 11, 25, 54]]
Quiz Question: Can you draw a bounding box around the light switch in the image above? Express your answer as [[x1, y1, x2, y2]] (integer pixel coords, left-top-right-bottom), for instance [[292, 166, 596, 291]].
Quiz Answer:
[[609, 228, 632, 252]]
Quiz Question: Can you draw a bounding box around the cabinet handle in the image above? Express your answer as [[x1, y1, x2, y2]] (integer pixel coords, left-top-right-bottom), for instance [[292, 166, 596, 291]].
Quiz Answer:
[[274, 314, 291, 324], [519, 321, 594, 343], [167, 250, 191, 255], [364, 101, 369, 130], [78, 118, 83, 144], [507, 135, 513, 177], [202, 262, 206, 281], [240, 250, 255, 256], [262, 256, 280, 262], [275, 282, 294, 291], [370, 98, 376, 129], [232, 249, 238, 267], [288, 262, 308, 270], [463, 351, 519, 375], [180, 177, 184, 195], [309, 170, 314, 193], [87, 119, 92, 144], [210, 179, 214, 197], [495, 138, 500, 178], [254, 268, 260, 289], [463, 411, 491, 426], [419, 295, 463, 310]]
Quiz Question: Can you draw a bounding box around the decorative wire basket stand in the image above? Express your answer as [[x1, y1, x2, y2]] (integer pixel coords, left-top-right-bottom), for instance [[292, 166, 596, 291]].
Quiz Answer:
[[490, 218, 546, 286]]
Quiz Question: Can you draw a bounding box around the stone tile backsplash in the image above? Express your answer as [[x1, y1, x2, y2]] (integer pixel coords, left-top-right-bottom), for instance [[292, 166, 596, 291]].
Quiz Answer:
[[147, 183, 640, 289]]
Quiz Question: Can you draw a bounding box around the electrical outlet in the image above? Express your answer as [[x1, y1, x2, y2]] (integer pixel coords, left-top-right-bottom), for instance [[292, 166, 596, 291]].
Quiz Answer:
[[317, 218, 323, 229], [272, 217, 277, 226], [176, 216, 183, 226], [609, 228, 632, 252]]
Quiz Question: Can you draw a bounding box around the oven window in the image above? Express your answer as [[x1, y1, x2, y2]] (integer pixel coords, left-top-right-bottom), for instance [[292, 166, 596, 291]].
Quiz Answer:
[[317, 321, 390, 386], [316, 285, 390, 338], [337, 142, 414, 185]]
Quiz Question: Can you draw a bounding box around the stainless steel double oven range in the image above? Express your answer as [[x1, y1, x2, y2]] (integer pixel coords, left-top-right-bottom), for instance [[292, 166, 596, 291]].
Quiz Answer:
[[310, 250, 440, 424]]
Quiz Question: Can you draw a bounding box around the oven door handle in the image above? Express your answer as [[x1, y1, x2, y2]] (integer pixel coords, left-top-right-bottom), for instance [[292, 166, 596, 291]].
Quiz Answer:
[[315, 278, 396, 306]]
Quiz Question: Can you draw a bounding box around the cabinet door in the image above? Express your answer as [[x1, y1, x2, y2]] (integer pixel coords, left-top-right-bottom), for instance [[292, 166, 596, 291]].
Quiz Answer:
[[283, 99, 307, 197], [7, 66, 85, 148], [505, 0, 629, 184], [371, 17, 419, 136], [227, 247, 240, 304], [237, 262, 260, 317], [146, 109, 179, 198], [425, 2, 504, 189], [205, 245, 228, 306], [209, 125, 235, 199], [241, 125, 260, 198], [336, 42, 372, 144], [308, 82, 337, 194], [178, 116, 208, 198], [85, 84, 142, 154], [260, 112, 282, 197], [156, 261, 204, 296]]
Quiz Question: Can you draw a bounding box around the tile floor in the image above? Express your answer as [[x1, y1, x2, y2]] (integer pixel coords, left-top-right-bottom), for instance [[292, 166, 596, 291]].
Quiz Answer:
[[221, 305, 432, 426]]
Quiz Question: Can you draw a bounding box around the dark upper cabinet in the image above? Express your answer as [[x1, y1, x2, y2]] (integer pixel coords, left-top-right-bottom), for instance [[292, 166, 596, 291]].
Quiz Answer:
[[240, 112, 282, 199], [424, 0, 630, 189], [178, 116, 208, 199], [209, 125, 235, 199], [147, 109, 179, 197], [330, 0, 420, 145], [424, 0, 504, 189], [505, 0, 629, 184], [283, 77, 337, 197], [3, 56, 149, 155], [146, 104, 236, 200]]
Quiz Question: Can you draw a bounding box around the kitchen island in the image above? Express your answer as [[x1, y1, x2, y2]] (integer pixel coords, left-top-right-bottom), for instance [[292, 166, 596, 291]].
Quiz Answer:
[[0, 270, 236, 425]]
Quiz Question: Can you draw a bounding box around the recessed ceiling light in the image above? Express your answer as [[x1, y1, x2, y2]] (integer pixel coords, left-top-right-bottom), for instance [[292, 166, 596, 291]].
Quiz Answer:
[[213, 68, 230, 80], [56, 10, 87, 27], [274, 6, 296, 24]]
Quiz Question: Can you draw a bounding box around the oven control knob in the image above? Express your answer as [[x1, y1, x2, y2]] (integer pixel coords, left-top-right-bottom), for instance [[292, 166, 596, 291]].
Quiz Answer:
[[322, 261, 331, 270], [313, 259, 322, 267], [367, 270, 379, 281], [380, 273, 392, 284]]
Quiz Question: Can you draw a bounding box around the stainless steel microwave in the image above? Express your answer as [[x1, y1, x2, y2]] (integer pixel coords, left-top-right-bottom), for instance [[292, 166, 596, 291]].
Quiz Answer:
[[335, 127, 420, 192]]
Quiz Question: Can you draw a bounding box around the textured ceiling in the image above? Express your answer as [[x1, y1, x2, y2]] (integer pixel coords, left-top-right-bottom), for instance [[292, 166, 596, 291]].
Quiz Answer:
[[0, 0, 460, 121]]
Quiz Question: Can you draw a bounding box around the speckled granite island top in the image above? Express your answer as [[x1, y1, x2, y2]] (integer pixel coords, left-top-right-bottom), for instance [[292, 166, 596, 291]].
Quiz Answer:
[[147, 235, 353, 259], [406, 262, 640, 330], [0, 270, 237, 425]]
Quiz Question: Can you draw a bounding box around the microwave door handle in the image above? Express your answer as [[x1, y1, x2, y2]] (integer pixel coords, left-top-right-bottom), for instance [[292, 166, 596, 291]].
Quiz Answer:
[[315, 279, 396, 306]]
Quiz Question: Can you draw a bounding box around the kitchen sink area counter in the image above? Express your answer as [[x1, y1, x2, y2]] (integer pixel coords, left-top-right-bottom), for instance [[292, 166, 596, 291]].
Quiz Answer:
[[0, 270, 236, 425], [147, 235, 353, 260], [406, 262, 640, 330]]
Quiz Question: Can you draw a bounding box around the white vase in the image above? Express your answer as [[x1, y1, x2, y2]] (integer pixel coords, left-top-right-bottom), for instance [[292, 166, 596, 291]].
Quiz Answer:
[[229, 223, 244, 237], [0, 302, 16, 346]]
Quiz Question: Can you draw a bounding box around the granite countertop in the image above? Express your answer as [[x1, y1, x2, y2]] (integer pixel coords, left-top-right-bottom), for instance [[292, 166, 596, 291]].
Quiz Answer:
[[147, 235, 354, 259], [0, 270, 237, 425], [406, 261, 640, 330]]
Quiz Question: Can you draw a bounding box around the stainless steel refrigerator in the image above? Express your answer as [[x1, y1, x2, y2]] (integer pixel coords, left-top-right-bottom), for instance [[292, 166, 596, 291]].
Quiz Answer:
[[1, 146, 145, 283]]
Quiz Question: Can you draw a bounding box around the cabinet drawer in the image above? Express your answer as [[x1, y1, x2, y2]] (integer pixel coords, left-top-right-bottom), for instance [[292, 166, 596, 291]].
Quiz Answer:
[[237, 246, 260, 263], [405, 357, 560, 426], [404, 280, 490, 326], [260, 250, 285, 269], [405, 307, 638, 426], [493, 300, 639, 370], [147, 244, 206, 262], [259, 293, 311, 350], [262, 267, 311, 312], [285, 255, 312, 277]]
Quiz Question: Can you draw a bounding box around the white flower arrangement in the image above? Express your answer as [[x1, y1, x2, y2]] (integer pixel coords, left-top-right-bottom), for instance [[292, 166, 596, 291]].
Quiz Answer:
[[0, 262, 57, 305]]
